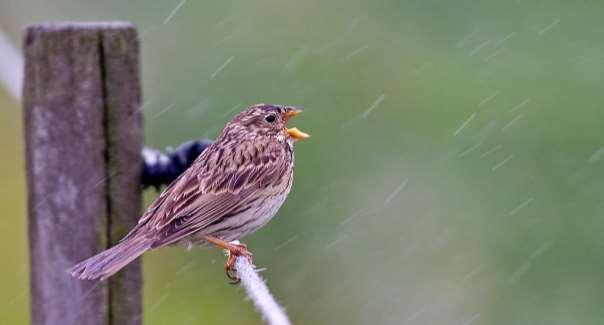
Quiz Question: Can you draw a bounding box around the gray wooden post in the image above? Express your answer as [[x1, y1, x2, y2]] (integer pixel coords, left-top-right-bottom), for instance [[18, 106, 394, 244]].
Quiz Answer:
[[23, 22, 143, 325]]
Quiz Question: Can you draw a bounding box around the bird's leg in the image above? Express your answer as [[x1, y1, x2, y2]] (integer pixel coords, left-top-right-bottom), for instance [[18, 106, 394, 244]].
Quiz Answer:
[[204, 235, 253, 283]]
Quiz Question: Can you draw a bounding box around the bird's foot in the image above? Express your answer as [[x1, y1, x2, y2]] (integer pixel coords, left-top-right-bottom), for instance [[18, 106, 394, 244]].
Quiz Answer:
[[203, 236, 253, 283], [224, 242, 253, 284]]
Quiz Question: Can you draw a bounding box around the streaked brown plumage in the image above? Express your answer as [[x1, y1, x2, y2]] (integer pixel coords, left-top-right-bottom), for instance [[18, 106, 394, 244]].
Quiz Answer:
[[69, 103, 309, 281]]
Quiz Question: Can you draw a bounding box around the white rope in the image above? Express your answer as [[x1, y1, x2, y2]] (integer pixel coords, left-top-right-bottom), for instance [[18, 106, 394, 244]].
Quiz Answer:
[[234, 256, 292, 325], [0, 28, 23, 102]]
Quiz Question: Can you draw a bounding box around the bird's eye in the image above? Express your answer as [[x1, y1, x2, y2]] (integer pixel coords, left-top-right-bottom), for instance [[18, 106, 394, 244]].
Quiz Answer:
[[265, 114, 277, 123]]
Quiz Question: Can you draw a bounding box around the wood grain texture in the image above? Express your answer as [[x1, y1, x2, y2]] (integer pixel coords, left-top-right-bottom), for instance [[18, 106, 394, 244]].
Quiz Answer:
[[23, 22, 142, 325], [101, 25, 143, 325]]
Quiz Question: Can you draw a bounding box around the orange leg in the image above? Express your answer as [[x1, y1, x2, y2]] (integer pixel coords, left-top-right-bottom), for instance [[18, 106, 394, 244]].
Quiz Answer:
[[204, 235, 253, 283]]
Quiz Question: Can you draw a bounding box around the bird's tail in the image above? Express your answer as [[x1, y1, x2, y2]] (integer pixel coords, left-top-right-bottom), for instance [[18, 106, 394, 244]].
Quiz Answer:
[[68, 236, 152, 280]]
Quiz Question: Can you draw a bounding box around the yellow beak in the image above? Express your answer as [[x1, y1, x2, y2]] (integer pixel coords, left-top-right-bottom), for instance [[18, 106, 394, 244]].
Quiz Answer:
[[283, 107, 303, 121], [286, 127, 310, 140], [284, 106, 309, 140]]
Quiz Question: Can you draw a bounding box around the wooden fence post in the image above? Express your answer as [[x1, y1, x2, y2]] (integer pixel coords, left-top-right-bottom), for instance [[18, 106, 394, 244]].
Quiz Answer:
[[23, 22, 143, 325]]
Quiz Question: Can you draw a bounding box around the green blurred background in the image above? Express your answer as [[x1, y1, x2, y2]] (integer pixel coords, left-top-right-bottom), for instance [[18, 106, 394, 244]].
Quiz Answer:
[[2, 0, 604, 324]]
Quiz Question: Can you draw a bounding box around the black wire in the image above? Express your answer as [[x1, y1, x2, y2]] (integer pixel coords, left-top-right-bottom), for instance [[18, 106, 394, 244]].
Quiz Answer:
[[141, 139, 213, 190]]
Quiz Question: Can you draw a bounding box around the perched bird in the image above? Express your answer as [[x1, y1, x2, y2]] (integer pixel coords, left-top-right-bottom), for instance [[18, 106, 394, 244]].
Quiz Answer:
[[69, 104, 309, 281]]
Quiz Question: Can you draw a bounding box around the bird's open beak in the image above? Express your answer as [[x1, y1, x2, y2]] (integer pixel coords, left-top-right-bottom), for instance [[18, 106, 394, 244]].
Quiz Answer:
[[287, 127, 310, 140], [284, 107, 310, 140]]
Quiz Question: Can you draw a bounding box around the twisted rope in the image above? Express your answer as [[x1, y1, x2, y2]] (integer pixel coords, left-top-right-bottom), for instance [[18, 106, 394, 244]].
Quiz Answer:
[[234, 256, 292, 325]]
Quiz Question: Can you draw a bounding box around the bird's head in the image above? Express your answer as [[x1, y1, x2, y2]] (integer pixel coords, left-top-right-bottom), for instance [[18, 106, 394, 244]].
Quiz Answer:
[[223, 103, 310, 142]]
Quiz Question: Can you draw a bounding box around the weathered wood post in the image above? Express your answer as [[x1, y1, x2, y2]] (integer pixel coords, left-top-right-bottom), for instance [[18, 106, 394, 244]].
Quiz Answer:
[[23, 22, 143, 325]]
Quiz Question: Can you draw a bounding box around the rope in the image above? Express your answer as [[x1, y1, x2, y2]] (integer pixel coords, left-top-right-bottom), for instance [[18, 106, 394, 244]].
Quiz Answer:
[[234, 256, 292, 325]]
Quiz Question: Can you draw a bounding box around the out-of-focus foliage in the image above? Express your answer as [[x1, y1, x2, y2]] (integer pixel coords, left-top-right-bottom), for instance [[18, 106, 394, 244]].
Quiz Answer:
[[2, 0, 604, 324]]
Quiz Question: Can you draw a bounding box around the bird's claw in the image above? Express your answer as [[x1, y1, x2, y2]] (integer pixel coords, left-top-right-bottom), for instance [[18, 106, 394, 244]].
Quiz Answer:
[[224, 242, 253, 284]]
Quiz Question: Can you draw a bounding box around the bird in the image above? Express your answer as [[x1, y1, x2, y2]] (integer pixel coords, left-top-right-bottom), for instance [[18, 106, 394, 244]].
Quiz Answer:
[[69, 103, 309, 282]]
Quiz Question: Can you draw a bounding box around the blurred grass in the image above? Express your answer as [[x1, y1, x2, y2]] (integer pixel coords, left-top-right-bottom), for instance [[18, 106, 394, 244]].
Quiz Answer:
[[0, 89, 29, 323], [2, 0, 604, 324]]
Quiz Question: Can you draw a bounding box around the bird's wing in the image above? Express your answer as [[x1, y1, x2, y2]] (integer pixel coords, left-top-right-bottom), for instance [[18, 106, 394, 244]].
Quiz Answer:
[[132, 140, 290, 247]]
